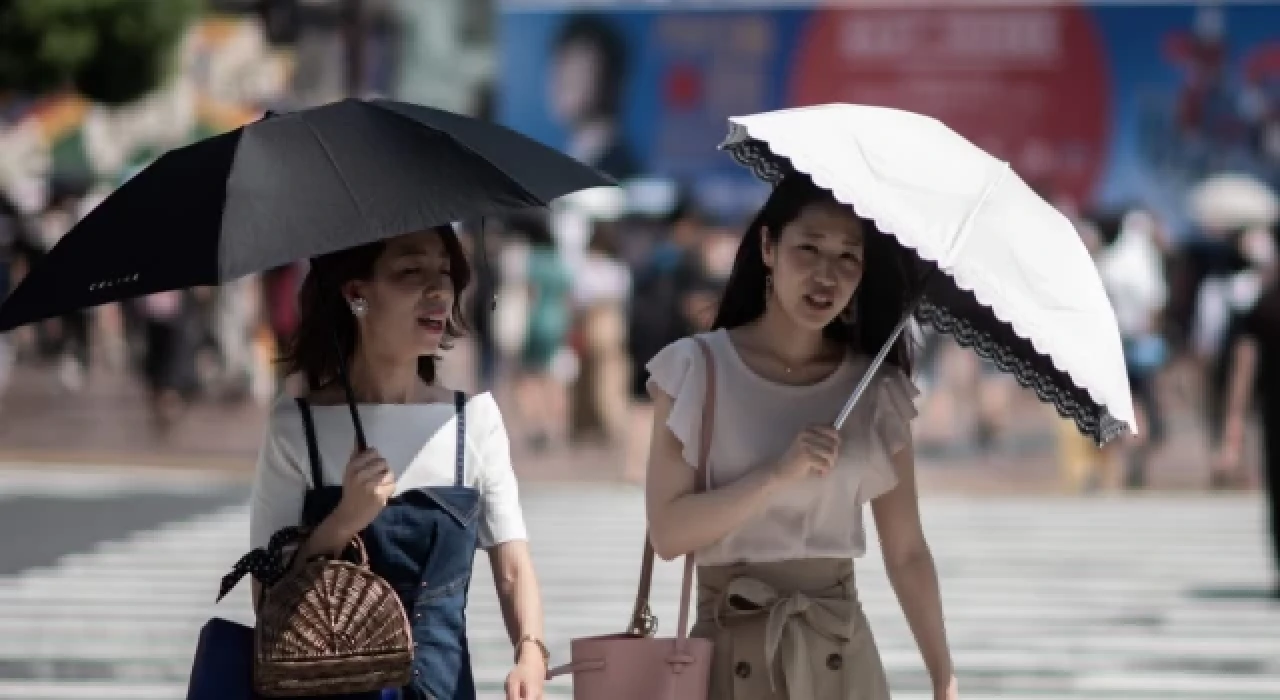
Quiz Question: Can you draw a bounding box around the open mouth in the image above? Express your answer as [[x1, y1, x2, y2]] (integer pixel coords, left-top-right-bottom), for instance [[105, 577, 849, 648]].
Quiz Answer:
[[802, 292, 835, 312], [417, 314, 446, 333]]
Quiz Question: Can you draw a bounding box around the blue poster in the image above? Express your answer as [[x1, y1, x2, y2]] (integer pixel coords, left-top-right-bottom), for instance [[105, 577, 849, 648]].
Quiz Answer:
[[498, 1, 1280, 236]]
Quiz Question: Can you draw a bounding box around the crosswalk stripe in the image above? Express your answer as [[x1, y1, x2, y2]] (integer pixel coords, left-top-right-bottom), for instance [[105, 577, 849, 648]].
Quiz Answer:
[[0, 483, 1277, 699]]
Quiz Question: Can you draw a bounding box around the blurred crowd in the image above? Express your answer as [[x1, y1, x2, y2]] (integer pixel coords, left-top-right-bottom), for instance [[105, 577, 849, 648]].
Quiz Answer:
[[0, 170, 1277, 494], [1061, 198, 1278, 493]]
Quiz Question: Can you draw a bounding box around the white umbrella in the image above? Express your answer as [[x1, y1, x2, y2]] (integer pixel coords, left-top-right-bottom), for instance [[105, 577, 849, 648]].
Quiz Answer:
[[720, 104, 1135, 444], [1188, 172, 1279, 234]]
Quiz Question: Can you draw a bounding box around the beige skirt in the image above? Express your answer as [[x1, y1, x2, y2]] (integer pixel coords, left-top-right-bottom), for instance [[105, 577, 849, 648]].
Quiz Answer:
[[689, 558, 890, 700]]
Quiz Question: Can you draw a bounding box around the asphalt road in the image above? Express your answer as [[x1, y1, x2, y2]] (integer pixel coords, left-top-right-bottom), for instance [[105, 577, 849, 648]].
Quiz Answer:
[[0, 467, 248, 576]]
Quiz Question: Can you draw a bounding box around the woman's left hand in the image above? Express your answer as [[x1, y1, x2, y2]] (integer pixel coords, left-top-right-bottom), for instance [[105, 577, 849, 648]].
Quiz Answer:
[[504, 655, 546, 700]]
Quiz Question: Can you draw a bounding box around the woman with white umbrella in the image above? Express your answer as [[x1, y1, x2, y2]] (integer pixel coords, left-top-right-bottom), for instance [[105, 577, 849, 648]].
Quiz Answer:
[[635, 104, 1135, 700], [644, 173, 953, 700]]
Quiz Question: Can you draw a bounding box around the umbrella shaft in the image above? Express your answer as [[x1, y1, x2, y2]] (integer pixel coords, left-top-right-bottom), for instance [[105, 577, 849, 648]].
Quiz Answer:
[[832, 268, 936, 431], [833, 307, 914, 431]]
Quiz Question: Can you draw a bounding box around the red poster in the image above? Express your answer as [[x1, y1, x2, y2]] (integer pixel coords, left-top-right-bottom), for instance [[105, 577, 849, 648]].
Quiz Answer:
[[789, 6, 1110, 206]]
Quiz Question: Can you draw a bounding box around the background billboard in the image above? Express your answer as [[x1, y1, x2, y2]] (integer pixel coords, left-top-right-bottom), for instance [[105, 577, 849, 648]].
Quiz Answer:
[[498, 1, 1280, 236]]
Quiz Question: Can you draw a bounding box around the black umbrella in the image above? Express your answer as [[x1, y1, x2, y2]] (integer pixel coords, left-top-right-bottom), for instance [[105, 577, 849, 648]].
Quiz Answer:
[[0, 97, 614, 446]]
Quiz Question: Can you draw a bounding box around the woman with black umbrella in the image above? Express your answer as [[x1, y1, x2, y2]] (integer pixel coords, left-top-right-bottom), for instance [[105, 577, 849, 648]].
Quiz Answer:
[[248, 225, 548, 699], [0, 98, 615, 700]]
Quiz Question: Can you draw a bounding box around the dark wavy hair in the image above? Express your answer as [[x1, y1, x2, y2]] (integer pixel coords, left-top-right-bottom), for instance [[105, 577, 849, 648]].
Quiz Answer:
[[279, 225, 471, 390], [710, 174, 923, 375]]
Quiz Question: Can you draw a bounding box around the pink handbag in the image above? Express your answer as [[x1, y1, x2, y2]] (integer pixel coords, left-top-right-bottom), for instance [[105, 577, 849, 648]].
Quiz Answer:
[[546, 338, 718, 699]]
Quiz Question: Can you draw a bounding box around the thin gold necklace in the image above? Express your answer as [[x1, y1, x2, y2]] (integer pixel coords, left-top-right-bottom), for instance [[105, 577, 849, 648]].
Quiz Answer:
[[771, 346, 835, 375]]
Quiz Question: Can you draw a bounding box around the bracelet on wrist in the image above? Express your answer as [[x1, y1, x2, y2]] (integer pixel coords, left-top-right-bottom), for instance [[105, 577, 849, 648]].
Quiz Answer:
[[515, 635, 550, 666]]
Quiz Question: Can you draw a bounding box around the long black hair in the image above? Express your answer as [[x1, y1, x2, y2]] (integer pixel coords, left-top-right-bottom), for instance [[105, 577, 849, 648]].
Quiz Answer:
[[710, 174, 922, 375], [279, 225, 471, 390]]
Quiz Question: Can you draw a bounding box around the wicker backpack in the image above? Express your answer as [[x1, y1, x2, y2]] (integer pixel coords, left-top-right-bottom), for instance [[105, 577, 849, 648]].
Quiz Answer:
[[219, 526, 414, 697]]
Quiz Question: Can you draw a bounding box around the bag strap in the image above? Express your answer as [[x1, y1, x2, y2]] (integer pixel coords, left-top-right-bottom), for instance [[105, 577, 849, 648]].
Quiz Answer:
[[626, 336, 716, 640], [454, 391, 466, 488], [218, 398, 327, 604]]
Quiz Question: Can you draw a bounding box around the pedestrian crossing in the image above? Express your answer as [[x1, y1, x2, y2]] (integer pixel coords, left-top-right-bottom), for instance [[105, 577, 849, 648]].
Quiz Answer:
[[0, 481, 1278, 699]]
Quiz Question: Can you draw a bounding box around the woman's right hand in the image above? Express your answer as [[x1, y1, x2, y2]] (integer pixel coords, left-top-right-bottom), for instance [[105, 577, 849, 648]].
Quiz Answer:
[[332, 447, 396, 535], [772, 425, 841, 482]]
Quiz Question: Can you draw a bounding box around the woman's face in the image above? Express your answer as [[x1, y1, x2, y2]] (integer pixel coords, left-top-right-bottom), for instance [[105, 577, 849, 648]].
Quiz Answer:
[[345, 230, 456, 359], [549, 41, 601, 124], [762, 200, 865, 331]]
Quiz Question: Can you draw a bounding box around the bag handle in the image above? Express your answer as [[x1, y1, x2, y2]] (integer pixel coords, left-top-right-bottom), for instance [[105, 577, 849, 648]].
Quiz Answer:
[[626, 336, 716, 642]]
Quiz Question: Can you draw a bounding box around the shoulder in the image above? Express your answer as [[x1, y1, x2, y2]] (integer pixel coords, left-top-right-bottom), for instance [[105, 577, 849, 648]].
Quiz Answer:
[[645, 332, 721, 398], [264, 393, 304, 440], [649, 332, 720, 367], [460, 391, 507, 436], [254, 394, 309, 477]]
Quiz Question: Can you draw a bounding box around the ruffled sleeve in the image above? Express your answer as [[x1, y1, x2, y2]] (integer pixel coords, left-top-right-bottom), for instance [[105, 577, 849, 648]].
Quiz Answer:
[[645, 336, 710, 469], [862, 364, 921, 501]]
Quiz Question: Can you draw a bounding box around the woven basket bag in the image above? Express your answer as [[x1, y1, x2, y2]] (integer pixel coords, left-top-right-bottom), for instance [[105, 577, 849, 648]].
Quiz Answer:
[[252, 529, 414, 697]]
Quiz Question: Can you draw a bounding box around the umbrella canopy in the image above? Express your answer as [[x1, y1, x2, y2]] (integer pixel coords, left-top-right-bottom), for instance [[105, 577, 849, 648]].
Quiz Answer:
[[0, 97, 614, 332], [0, 97, 614, 452], [720, 104, 1135, 445]]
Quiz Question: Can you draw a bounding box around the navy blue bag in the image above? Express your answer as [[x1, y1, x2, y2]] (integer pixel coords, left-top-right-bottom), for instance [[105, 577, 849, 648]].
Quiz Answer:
[[186, 617, 258, 700]]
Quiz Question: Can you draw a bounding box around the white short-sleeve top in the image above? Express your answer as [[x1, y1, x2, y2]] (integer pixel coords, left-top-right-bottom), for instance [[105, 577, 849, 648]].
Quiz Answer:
[[646, 329, 918, 566], [248, 391, 528, 552]]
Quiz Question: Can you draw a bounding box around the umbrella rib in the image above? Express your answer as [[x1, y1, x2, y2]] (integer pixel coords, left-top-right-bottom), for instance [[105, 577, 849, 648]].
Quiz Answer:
[[937, 162, 1011, 268], [370, 104, 547, 207], [298, 115, 375, 241]]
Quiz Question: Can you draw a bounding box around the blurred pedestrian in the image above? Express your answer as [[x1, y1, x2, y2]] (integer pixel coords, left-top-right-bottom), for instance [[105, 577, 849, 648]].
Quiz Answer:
[[1096, 208, 1170, 488], [510, 214, 573, 452], [1199, 226, 1275, 485], [569, 223, 631, 445], [262, 262, 304, 389], [1214, 224, 1280, 596], [135, 289, 196, 434], [1056, 215, 1120, 491], [34, 180, 93, 391]]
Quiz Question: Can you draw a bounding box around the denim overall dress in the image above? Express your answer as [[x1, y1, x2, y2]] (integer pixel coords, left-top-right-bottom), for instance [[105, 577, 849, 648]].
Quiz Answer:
[[291, 392, 482, 700]]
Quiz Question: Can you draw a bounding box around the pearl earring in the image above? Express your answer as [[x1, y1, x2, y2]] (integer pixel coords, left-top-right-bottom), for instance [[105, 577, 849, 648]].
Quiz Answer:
[[349, 297, 368, 316]]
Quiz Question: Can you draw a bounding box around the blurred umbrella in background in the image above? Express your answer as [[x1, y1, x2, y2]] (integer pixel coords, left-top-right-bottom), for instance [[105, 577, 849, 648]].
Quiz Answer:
[[1189, 172, 1279, 236]]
